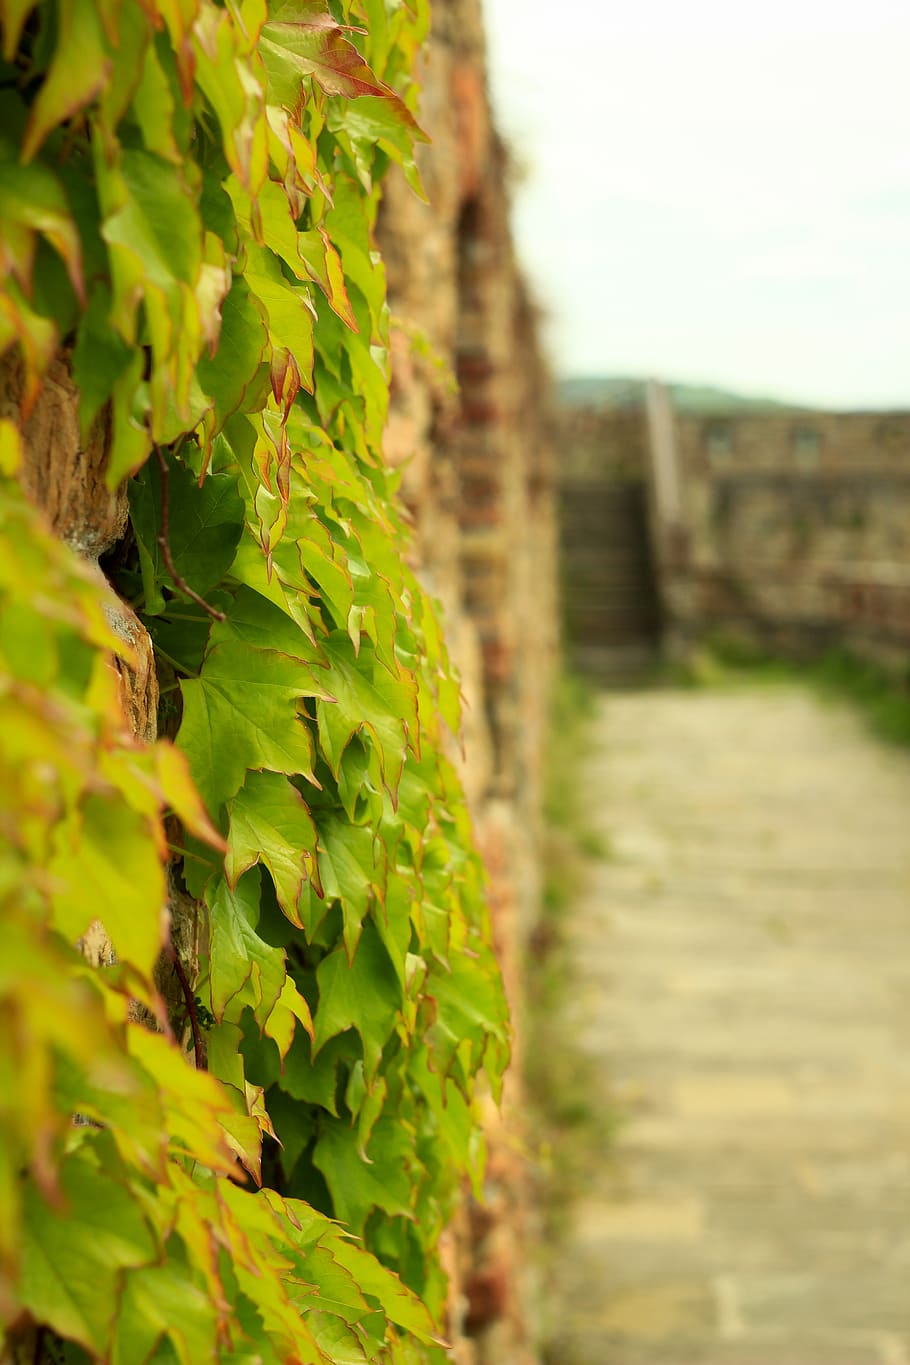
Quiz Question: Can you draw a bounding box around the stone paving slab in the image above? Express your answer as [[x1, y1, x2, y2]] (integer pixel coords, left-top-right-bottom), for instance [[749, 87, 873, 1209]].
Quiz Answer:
[[549, 687, 910, 1364]]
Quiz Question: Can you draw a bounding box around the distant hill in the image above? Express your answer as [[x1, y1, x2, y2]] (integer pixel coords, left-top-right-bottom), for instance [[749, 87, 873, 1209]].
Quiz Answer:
[[558, 375, 806, 414]]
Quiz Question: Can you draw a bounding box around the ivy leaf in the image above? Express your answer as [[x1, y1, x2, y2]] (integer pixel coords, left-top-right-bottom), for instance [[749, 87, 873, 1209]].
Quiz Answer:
[[244, 242, 315, 397], [313, 922, 401, 1082], [0, 0, 36, 61], [72, 285, 136, 437], [20, 1150, 157, 1357], [425, 944, 510, 1089], [196, 275, 270, 433], [213, 581, 320, 659], [280, 1234, 373, 1327], [226, 768, 322, 922], [0, 152, 85, 302], [279, 1031, 356, 1115], [22, 0, 111, 161], [153, 742, 226, 851], [369, 871, 414, 994], [97, 145, 203, 430], [99, 150, 202, 326], [260, 9, 402, 106], [307, 1311, 371, 1362], [178, 640, 322, 813], [112, 1259, 219, 1365], [329, 95, 427, 199], [411, 1048, 482, 1195], [317, 632, 415, 797], [323, 176, 387, 337], [263, 974, 315, 1061], [129, 453, 244, 610], [296, 228, 358, 330], [329, 1235, 437, 1345], [291, 515, 355, 629], [313, 1116, 417, 1232], [49, 795, 167, 981], [317, 817, 382, 960], [128, 1027, 239, 1176], [191, 3, 268, 194], [207, 872, 287, 1028]]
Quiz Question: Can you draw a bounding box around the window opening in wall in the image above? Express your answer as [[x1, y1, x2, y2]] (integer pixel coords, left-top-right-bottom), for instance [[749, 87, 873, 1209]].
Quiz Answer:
[[791, 425, 821, 469]]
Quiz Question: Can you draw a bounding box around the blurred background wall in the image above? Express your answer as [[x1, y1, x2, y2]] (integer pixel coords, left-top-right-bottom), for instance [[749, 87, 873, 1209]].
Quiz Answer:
[[559, 392, 910, 681]]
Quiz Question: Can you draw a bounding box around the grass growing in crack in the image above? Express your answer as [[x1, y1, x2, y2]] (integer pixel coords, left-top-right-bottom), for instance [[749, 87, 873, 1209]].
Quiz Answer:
[[524, 671, 625, 1355], [525, 672, 622, 1220]]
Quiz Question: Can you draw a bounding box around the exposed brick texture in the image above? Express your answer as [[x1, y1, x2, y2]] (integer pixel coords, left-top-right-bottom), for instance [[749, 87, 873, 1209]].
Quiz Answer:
[[379, 1, 557, 1358]]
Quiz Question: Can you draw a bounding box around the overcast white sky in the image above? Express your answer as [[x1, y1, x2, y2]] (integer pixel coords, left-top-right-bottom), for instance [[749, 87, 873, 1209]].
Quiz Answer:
[[483, 0, 910, 408]]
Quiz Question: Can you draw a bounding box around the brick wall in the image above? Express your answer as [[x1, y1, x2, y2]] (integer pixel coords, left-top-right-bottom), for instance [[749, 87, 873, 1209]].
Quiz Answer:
[[379, 2, 557, 1358]]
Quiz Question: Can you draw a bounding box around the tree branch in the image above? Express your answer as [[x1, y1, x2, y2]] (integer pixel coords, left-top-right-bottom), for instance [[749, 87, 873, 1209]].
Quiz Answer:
[[165, 942, 205, 1070]]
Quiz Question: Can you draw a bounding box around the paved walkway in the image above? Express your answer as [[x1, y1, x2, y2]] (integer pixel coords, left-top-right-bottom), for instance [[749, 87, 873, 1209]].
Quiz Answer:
[[550, 686, 910, 1365]]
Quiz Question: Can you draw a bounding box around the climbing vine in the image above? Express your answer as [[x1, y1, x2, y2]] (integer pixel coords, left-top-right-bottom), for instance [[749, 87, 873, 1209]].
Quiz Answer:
[[0, 1, 509, 1361]]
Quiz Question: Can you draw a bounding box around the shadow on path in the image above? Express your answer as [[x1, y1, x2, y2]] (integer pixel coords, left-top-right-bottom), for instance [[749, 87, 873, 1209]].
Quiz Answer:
[[547, 685, 910, 1365]]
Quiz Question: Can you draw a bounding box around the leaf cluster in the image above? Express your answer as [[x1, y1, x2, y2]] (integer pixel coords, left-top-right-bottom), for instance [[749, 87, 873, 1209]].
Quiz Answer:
[[0, 2, 509, 1362]]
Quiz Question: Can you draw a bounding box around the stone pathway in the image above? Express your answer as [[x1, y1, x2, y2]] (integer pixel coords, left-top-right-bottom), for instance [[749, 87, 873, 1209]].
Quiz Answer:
[[549, 685, 910, 1365]]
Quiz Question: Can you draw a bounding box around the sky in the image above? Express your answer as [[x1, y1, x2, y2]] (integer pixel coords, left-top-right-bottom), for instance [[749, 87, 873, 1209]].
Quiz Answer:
[[482, 0, 910, 409]]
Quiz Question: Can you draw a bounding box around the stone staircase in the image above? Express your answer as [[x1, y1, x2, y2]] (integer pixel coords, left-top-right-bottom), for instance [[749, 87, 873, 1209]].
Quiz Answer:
[[560, 480, 662, 684]]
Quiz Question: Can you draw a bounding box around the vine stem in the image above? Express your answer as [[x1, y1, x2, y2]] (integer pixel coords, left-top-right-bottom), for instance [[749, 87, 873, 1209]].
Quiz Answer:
[[165, 942, 205, 1070], [154, 446, 226, 622]]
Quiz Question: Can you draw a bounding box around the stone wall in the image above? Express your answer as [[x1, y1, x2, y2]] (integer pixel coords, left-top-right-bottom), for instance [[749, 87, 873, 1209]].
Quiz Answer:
[[559, 399, 910, 673], [380, 2, 557, 1359], [661, 408, 910, 664]]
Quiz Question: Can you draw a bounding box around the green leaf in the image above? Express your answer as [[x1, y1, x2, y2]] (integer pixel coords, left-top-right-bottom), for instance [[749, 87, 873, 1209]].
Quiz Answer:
[[244, 242, 315, 395], [196, 275, 269, 432], [128, 1027, 239, 1175], [329, 1235, 437, 1345], [317, 632, 415, 796], [207, 872, 287, 1028], [0, 150, 85, 301], [314, 922, 401, 1082], [317, 817, 382, 960], [97, 144, 203, 430], [313, 1116, 417, 1232], [279, 1030, 356, 1115], [226, 769, 322, 922], [214, 583, 321, 662], [329, 95, 427, 199], [426, 943, 510, 1085], [49, 795, 166, 981], [261, 11, 397, 105], [264, 974, 315, 1061], [178, 640, 323, 812], [20, 1150, 157, 1357], [369, 871, 414, 993], [72, 285, 136, 436], [113, 1258, 219, 1365], [100, 146, 202, 305], [22, 0, 111, 161], [130, 453, 244, 612], [0, 0, 37, 61], [275, 514, 355, 631]]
